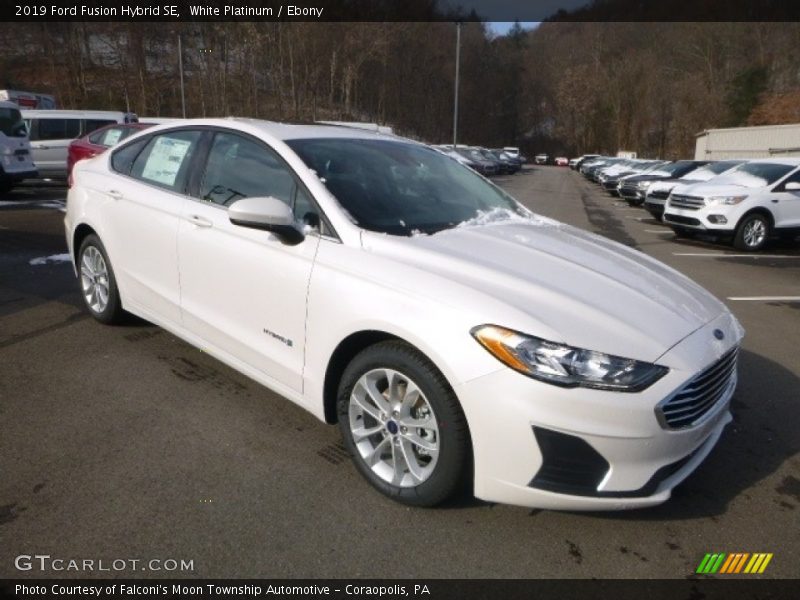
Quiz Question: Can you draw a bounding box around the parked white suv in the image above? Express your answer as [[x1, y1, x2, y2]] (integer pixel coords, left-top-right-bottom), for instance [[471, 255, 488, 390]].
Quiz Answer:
[[664, 159, 800, 250], [0, 100, 37, 194], [644, 160, 746, 221]]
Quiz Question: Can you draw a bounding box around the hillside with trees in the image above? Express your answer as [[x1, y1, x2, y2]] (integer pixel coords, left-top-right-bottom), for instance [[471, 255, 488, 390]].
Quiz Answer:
[[2, 21, 799, 157]]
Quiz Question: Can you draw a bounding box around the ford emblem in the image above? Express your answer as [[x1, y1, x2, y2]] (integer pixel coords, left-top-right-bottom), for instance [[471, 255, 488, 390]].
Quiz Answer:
[[713, 329, 725, 340]]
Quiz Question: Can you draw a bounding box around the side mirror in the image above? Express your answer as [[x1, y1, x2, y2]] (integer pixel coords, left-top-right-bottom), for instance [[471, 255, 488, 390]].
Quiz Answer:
[[784, 182, 800, 192], [228, 196, 304, 245]]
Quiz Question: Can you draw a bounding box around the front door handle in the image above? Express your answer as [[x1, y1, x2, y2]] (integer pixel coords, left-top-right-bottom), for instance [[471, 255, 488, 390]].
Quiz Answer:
[[107, 189, 123, 200], [187, 214, 213, 228]]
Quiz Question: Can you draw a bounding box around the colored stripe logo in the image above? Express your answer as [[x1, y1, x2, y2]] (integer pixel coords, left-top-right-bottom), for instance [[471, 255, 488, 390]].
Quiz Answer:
[[696, 553, 773, 574]]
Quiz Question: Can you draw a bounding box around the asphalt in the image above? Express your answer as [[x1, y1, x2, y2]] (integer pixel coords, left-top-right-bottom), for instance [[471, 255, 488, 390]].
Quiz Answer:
[[0, 170, 798, 579]]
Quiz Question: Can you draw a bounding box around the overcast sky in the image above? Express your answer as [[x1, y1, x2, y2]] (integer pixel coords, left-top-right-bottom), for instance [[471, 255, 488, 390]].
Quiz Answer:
[[487, 22, 540, 35], [444, 0, 590, 21]]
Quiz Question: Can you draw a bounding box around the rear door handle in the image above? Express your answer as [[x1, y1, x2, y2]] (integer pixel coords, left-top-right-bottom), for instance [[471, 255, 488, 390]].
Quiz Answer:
[[187, 214, 213, 228], [107, 189, 123, 200]]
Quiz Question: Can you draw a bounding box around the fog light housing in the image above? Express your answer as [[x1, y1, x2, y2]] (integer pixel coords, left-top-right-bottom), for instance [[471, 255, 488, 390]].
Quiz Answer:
[[708, 215, 728, 224]]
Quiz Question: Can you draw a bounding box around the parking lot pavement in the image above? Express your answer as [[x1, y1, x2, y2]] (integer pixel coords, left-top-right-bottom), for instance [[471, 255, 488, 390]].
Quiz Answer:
[[1, 173, 798, 579]]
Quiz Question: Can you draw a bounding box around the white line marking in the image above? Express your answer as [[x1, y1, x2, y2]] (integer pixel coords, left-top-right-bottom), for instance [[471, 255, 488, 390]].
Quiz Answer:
[[728, 296, 800, 301], [673, 253, 799, 258], [627, 217, 646, 221], [644, 229, 670, 233]]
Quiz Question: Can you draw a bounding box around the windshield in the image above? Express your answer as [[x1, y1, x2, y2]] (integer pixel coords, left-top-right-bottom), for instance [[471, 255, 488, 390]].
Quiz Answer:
[[711, 162, 795, 188], [680, 160, 743, 181], [0, 107, 24, 136], [287, 138, 522, 235], [648, 161, 693, 177]]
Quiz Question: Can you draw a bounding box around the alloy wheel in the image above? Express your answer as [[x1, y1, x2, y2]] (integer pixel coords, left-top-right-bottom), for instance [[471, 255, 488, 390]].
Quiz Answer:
[[80, 246, 110, 313], [348, 368, 440, 488]]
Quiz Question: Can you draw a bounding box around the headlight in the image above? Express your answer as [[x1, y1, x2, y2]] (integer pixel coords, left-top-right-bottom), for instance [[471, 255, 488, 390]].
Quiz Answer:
[[637, 180, 652, 190], [471, 325, 668, 392], [706, 195, 748, 206]]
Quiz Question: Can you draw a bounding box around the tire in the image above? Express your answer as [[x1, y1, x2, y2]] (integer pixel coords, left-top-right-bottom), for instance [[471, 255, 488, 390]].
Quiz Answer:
[[337, 341, 471, 507], [77, 234, 126, 324], [733, 213, 770, 252]]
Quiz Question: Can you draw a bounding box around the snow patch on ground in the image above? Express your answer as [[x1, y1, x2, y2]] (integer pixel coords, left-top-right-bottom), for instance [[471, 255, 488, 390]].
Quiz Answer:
[[29, 253, 71, 266]]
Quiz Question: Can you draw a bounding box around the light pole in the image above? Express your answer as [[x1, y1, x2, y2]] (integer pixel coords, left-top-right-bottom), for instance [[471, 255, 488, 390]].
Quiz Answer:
[[453, 22, 461, 148], [178, 34, 186, 118]]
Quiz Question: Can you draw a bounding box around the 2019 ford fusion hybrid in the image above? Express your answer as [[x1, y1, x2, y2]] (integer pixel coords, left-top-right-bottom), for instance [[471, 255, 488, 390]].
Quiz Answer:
[[65, 119, 744, 510]]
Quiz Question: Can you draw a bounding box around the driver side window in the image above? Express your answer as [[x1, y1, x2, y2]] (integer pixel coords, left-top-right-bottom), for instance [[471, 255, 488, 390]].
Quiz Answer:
[[777, 168, 800, 190], [199, 132, 296, 207]]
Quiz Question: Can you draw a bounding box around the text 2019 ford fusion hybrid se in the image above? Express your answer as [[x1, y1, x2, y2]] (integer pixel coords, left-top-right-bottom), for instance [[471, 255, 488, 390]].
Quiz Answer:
[[65, 119, 743, 510]]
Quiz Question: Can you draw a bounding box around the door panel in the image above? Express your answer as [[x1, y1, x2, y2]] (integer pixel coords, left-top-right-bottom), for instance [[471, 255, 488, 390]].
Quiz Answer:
[[28, 118, 80, 178], [177, 130, 322, 391], [98, 129, 203, 324], [771, 171, 800, 229], [178, 202, 319, 391]]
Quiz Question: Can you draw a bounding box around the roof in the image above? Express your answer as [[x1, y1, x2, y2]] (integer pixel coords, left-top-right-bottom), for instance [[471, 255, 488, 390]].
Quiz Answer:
[[21, 109, 136, 118], [743, 157, 800, 166], [695, 122, 800, 137], [225, 117, 402, 142]]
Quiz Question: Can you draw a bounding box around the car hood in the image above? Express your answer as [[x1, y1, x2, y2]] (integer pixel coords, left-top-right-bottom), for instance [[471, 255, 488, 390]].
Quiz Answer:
[[649, 177, 697, 191], [676, 182, 757, 197], [361, 214, 727, 362], [624, 173, 671, 183]]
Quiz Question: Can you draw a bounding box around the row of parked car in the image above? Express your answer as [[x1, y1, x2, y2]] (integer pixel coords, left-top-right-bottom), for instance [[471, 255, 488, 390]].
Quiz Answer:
[[434, 145, 527, 177], [0, 105, 178, 193], [571, 154, 800, 251], [0, 101, 534, 195]]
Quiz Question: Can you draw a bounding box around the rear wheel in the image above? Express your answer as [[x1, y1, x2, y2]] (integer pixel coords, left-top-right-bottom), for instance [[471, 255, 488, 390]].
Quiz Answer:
[[337, 341, 471, 507], [733, 213, 770, 251], [78, 234, 126, 324]]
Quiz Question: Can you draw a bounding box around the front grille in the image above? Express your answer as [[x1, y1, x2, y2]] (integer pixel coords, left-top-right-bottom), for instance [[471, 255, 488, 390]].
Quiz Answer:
[[664, 214, 701, 226], [648, 189, 670, 200], [657, 347, 738, 429], [14, 149, 29, 156], [670, 194, 705, 210]]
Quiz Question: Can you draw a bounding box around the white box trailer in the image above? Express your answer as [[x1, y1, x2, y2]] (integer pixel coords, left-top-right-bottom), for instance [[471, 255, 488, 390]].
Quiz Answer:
[[695, 123, 800, 160]]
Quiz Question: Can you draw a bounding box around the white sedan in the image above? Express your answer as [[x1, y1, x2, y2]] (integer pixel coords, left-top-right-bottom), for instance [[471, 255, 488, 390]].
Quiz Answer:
[[66, 119, 743, 510]]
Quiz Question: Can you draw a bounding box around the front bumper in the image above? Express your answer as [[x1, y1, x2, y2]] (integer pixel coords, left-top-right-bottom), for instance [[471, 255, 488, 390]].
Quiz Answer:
[[644, 198, 666, 218], [663, 203, 742, 234], [619, 187, 647, 202], [455, 312, 742, 510], [0, 164, 38, 182]]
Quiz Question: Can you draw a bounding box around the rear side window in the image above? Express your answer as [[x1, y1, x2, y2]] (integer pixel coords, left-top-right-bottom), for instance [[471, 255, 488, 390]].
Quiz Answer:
[[85, 119, 116, 135], [33, 118, 81, 141], [111, 137, 150, 175], [90, 126, 128, 147], [130, 130, 202, 193]]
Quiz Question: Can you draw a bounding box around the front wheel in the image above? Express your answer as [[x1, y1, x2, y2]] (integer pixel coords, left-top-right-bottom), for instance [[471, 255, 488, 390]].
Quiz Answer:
[[77, 234, 126, 324], [337, 341, 471, 507], [733, 213, 770, 251]]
